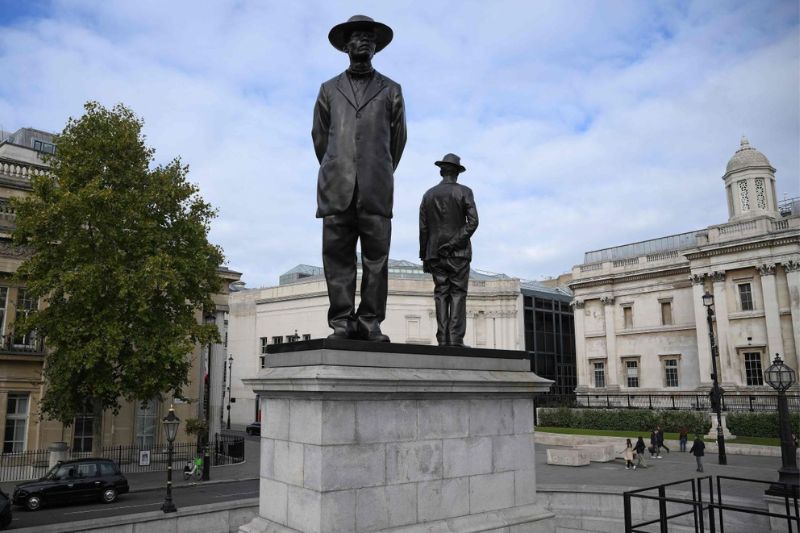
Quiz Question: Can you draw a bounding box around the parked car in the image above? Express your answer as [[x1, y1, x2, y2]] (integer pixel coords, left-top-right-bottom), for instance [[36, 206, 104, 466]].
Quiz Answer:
[[12, 458, 129, 511], [245, 421, 261, 436], [0, 488, 11, 529]]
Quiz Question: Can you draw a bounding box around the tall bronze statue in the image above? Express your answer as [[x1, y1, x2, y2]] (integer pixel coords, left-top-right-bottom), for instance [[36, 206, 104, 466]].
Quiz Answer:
[[419, 154, 479, 347], [312, 15, 407, 342]]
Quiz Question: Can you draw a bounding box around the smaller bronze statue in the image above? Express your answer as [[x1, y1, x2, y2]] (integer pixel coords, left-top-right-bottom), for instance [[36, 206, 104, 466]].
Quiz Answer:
[[419, 154, 479, 347]]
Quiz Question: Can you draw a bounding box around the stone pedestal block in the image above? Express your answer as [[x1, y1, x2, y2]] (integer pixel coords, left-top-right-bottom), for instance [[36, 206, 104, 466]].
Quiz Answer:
[[545, 448, 591, 466], [241, 339, 555, 533], [577, 444, 616, 462], [706, 412, 736, 439]]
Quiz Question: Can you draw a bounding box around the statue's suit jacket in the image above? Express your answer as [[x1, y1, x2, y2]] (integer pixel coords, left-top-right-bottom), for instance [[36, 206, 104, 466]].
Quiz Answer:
[[419, 182, 479, 261], [312, 71, 407, 219]]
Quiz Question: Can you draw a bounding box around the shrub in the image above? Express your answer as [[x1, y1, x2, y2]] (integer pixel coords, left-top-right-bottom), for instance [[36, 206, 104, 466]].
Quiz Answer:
[[537, 408, 710, 434], [727, 412, 800, 438]]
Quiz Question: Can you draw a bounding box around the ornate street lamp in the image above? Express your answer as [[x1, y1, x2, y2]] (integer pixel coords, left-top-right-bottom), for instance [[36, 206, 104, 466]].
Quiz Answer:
[[226, 355, 233, 430], [764, 354, 798, 496], [703, 291, 727, 465], [161, 406, 180, 513], [202, 311, 216, 481]]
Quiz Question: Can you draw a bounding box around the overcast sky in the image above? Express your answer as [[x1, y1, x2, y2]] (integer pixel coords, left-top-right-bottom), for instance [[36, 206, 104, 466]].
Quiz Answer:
[[1, 1, 798, 288]]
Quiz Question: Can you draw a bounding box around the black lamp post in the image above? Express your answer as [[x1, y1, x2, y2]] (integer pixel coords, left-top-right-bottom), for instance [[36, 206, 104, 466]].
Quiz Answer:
[[226, 354, 233, 430], [764, 354, 798, 496], [202, 311, 216, 481], [702, 291, 727, 465], [161, 406, 180, 513]]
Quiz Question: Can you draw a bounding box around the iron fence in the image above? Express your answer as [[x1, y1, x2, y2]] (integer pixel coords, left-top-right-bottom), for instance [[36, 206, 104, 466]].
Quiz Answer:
[[0, 433, 245, 482], [623, 475, 798, 533], [0, 448, 49, 482], [535, 393, 800, 412]]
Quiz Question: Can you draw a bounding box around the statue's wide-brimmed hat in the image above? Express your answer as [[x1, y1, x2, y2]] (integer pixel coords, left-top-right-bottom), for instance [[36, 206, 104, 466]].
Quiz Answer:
[[328, 15, 394, 53], [435, 153, 466, 173]]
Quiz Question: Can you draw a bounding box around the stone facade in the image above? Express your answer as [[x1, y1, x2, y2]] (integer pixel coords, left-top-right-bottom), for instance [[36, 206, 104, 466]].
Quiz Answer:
[[570, 138, 799, 394]]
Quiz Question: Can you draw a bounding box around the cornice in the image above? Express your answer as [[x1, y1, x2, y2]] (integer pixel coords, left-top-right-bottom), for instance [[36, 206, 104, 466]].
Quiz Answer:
[[684, 234, 799, 260], [570, 265, 691, 290]]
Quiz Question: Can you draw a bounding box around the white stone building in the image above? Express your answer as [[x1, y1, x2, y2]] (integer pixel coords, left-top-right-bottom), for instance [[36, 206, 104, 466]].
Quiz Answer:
[[226, 260, 526, 427], [569, 138, 799, 395]]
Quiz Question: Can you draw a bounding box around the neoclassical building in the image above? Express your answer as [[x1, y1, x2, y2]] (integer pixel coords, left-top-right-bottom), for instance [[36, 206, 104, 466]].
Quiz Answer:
[[569, 138, 799, 394]]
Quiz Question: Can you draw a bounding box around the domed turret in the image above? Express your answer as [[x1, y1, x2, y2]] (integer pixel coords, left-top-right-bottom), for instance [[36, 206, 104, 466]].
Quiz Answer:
[[725, 136, 773, 174], [722, 137, 779, 222]]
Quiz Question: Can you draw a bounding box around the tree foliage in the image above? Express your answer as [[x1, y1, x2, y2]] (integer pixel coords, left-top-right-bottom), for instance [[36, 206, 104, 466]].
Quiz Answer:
[[12, 102, 223, 424]]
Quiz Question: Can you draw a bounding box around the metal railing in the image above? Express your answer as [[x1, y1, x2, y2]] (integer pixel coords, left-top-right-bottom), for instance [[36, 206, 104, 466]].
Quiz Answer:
[[536, 392, 800, 412], [623, 475, 799, 533], [0, 433, 245, 482]]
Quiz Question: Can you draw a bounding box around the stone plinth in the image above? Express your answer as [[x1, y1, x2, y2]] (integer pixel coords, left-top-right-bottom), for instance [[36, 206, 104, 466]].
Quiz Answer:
[[706, 412, 736, 439], [577, 444, 616, 463], [545, 449, 591, 467], [241, 339, 555, 533]]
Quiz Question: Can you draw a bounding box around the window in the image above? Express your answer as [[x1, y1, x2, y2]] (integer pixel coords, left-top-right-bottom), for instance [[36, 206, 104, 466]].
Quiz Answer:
[[13, 288, 38, 347], [0, 287, 7, 339], [738, 180, 749, 211], [260, 337, 269, 353], [75, 462, 97, 478], [271, 336, 283, 345], [4, 393, 29, 453], [623, 306, 633, 329], [625, 360, 639, 388], [33, 139, 56, 154], [738, 283, 753, 311], [135, 400, 158, 449], [99, 462, 117, 476], [744, 352, 764, 386], [660, 301, 673, 326], [73, 412, 94, 453], [302, 334, 311, 341], [755, 178, 766, 209], [664, 359, 679, 387], [593, 362, 606, 388]]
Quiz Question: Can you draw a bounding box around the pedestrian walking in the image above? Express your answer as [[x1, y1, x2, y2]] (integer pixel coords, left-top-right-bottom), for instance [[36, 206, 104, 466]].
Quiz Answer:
[[679, 427, 689, 452], [689, 435, 705, 472], [650, 426, 664, 458], [634, 436, 648, 468], [622, 438, 635, 470]]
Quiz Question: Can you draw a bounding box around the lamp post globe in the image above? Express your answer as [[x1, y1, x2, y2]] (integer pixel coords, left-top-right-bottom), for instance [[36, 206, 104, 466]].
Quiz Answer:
[[702, 290, 727, 465], [161, 406, 180, 513], [764, 354, 798, 497]]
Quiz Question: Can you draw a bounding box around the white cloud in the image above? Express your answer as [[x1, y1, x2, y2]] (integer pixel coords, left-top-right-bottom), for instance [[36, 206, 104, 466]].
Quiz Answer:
[[0, 0, 797, 288]]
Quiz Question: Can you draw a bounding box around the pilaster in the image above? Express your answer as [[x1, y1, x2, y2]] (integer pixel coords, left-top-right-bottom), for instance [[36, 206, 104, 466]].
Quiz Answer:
[[572, 299, 587, 389], [783, 259, 800, 374], [758, 263, 784, 367], [601, 296, 619, 389], [710, 271, 734, 385], [691, 274, 713, 387]]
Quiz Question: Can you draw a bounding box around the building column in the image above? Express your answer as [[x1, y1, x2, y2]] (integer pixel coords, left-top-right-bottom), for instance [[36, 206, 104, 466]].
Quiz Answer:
[[572, 299, 588, 391], [601, 296, 619, 389], [784, 259, 800, 373], [710, 271, 734, 385], [691, 274, 713, 388], [759, 264, 784, 362]]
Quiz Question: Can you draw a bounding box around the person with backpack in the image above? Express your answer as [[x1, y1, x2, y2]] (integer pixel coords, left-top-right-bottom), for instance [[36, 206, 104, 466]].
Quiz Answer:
[[634, 436, 648, 468], [689, 435, 706, 472], [650, 426, 664, 458]]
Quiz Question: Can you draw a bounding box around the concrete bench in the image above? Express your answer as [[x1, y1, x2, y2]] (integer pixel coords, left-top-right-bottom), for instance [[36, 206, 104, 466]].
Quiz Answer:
[[575, 443, 616, 463], [546, 448, 591, 466]]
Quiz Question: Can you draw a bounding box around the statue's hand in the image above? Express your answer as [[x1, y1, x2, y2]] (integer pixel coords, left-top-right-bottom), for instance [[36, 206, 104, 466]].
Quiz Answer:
[[437, 243, 453, 257]]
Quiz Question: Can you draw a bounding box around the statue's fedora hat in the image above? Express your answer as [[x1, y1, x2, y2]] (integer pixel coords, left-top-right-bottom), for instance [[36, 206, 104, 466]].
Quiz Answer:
[[329, 15, 393, 53], [434, 153, 466, 173]]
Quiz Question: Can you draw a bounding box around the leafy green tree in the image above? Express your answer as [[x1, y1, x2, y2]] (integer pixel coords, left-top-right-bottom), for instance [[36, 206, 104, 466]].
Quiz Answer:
[[12, 102, 223, 425]]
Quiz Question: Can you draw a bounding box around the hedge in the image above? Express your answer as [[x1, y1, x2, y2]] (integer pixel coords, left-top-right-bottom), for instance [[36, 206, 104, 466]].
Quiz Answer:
[[537, 407, 710, 435], [727, 412, 800, 438]]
